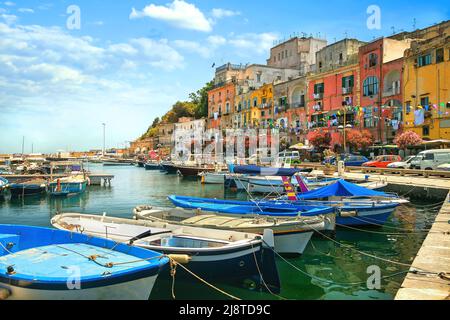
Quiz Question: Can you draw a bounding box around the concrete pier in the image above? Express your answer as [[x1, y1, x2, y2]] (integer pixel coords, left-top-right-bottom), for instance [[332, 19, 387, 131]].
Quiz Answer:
[[395, 191, 450, 300], [1, 173, 114, 186]]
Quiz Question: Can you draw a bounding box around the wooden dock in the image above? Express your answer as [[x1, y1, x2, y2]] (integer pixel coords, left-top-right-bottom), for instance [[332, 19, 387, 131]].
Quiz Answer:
[[395, 191, 450, 300], [0, 173, 114, 186]]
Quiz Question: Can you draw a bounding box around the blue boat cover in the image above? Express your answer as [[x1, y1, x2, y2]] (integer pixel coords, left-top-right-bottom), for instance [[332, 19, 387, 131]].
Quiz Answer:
[[296, 179, 393, 200], [229, 164, 309, 176]]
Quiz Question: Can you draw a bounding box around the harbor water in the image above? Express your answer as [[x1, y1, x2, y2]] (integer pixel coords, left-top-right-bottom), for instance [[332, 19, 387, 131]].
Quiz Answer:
[[0, 164, 441, 300]]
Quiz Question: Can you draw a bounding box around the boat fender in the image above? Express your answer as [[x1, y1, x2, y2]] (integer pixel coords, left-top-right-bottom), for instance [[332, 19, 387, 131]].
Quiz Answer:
[[6, 266, 15, 275], [168, 254, 191, 265], [0, 288, 11, 300]]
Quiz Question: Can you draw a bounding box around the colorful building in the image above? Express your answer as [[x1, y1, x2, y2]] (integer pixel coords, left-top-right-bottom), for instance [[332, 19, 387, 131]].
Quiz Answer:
[[207, 81, 235, 129], [358, 37, 412, 144], [403, 30, 450, 140]]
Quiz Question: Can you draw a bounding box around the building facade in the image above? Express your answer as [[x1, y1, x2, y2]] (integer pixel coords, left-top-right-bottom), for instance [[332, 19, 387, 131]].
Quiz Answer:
[[403, 31, 450, 140], [267, 36, 327, 74], [359, 37, 412, 144]]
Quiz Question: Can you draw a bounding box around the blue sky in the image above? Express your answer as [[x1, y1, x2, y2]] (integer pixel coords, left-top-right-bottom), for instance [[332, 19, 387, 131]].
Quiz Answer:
[[0, 0, 448, 153]]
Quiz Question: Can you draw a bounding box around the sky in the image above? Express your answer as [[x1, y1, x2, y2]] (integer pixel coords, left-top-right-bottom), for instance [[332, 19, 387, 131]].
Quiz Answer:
[[0, 0, 448, 154]]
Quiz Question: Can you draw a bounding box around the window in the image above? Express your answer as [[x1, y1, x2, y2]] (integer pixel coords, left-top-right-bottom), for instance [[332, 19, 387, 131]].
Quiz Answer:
[[436, 48, 444, 63], [339, 53, 343, 63], [261, 111, 265, 117], [368, 53, 378, 67], [342, 75, 354, 89], [364, 107, 373, 128], [314, 83, 324, 94], [405, 101, 412, 114], [420, 96, 429, 107], [423, 126, 430, 137], [319, 61, 323, 69], [253, 98, 258, 107], [257, 73, 261, 82], [363, 77, 379, 96], [417, 54, 432, 67]]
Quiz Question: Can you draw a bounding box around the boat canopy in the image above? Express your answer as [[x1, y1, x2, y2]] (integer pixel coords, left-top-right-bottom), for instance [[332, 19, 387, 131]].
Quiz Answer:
[[296, 179, 394, 200], [229, 164, 309, 176]]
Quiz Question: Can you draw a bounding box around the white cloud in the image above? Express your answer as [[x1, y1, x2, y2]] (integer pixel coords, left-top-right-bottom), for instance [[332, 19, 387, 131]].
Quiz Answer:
[[207, 35, 227, 47], [130, 0, 212, 32], [172, 39, 211, 58], [0, 13, 17, 24], [211, 8, 240, 19], [18, 8, 34, 13], [3, 1, 15, 6], [228, 32, 278, 55]]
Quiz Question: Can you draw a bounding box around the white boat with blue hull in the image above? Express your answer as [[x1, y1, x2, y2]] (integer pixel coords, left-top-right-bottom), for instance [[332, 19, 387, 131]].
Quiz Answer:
[[48, 175, 88, 197], [0, 225, 168, 300], [133, 206, 335, 255], [52, 213, 281, 293]]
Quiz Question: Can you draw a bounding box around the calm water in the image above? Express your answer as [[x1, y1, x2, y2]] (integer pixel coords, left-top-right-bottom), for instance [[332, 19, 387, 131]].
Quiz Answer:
[[0, 164, 442, 300]]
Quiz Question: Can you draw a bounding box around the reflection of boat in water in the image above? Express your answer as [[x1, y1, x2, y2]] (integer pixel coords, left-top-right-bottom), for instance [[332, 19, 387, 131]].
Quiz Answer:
[[52, 213, 281, 293], [0, 224, 168, 300]]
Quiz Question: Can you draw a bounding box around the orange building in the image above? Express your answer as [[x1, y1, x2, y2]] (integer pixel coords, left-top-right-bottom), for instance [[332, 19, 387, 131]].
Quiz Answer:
[[207, 81, 235, 129]]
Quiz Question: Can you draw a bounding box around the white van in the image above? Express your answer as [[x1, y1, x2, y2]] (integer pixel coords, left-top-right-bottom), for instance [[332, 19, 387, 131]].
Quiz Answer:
[[415, 149, 450, 170]]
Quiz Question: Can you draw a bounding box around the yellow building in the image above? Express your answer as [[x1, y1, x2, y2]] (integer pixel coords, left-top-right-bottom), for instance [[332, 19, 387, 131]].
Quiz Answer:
[[403, 31, 450, 140], [234, 91, 252, 128], [248, 83, 274, 128]]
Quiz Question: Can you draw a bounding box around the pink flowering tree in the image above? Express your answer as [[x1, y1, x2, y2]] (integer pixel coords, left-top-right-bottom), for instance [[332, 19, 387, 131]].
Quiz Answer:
[[394, 131, 423, 150]]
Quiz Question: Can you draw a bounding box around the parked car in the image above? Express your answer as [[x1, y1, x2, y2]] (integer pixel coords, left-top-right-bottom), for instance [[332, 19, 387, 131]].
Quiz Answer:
[[322, 154, 368, 167], [437, 163, 450, 171], [387, 155, 417, 169], [362, 155, 402, 168], [413, 149, 450, 170]]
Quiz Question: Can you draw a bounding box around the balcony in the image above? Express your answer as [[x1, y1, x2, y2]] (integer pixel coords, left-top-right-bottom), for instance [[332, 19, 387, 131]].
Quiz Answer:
[[312, 104, 323, 112], [382, 87, 401, 98], [291, 102, 305, 108], [313, 93, 323, 100], [342, 87, 353, 95]]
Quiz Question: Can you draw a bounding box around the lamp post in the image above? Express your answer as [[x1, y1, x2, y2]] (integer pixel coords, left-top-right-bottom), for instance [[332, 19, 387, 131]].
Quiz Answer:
[[102, 123, 106, 157]]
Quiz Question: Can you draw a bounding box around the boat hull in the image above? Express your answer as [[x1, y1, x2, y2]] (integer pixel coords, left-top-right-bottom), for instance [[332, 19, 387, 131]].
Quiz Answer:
[[9, 185, 46, 198], [145, 163, 162, 171], [176, 166, 216, 177], [160, 164, 179, 174], [274, 231, 313, 255], [2, 274, 158, 300], [48, 181, 87, 196], [200, 173, 227, 184], [336, 206, 396, 226]]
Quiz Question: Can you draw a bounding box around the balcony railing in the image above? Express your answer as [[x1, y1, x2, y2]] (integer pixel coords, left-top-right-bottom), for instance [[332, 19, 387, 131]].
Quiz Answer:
[[291, 102, 305, 108], [313, 93, 324, 100], [342, 87, 353, 95]]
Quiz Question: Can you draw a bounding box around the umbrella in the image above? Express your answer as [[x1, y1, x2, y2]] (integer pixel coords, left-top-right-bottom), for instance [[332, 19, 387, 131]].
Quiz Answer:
[[289, 143, 305, 150]]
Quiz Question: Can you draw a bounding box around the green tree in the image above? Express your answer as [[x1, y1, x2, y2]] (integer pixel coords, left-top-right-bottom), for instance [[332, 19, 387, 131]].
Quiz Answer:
[[189, 81, 214, 119]]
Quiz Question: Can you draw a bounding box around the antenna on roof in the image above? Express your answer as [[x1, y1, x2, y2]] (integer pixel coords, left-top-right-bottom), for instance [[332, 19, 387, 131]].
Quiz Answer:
[[413, 18, 417, 30], [344, 30, 348, 38], [391, 26, 396, 35]]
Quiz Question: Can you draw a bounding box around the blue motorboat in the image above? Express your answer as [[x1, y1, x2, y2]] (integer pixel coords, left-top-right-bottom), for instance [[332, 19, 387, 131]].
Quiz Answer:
[[168, 195, 335, 217], [230, 164, 313, 176], [0, 177, 8, 201], [48, 175, 88, 197], [8, 178, 47, 198], [0, 224, 168, 300]]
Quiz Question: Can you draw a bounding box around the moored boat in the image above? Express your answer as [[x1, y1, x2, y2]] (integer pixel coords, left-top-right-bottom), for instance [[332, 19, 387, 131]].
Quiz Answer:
[[198, 172, 228, 184], [144, 162, 162, 171], [134, 205, 335, 255], [0, 224, 168, 300], [160, 162, 179, 174], [52, 213, 281, 292], [247, 175, 340, 194], [48, 175, 88, 197], [8, 178, 47, 198], [175, 165, 217, 177]]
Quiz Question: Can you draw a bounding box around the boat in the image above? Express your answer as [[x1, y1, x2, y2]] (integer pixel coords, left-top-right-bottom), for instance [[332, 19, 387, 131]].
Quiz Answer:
[[175, 165, 217, 177], [0, 224, 168, 300], [230, 164, 313, 176], [167, 195, 335, 217], [52, 213, 281, 292], [133, 206, 335, 255], [198, 172, 230, 184], [281, 179, 406, 226], [102, 159, 135, 166], [48, 175, 88, 197], [136, 160, 145, 168], [247, 175, 340, 194], [144, 162, 162, 171], [160, 162, 179, 174], [8, 178, 47, 198], [0, 177, 8, 201]]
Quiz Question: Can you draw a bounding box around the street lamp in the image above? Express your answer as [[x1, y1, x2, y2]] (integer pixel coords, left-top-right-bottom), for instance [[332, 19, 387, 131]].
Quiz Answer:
[[102, 123, 106, 156]]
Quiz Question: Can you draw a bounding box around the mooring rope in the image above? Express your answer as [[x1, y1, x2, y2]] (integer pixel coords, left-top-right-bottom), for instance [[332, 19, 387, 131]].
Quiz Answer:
[[250, 243, 287, 300], [55, 243, 242, 300]]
